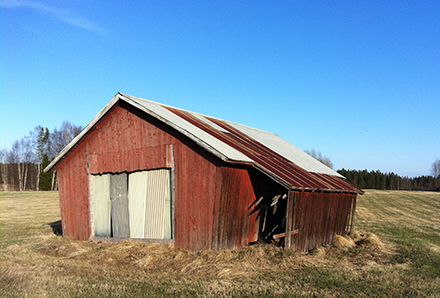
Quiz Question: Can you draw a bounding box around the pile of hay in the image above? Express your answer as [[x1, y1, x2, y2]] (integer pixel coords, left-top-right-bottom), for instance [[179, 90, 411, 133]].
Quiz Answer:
[[324, 230, 389, 263], [348, 230, 386, 250], [331, 230, 385, 251]]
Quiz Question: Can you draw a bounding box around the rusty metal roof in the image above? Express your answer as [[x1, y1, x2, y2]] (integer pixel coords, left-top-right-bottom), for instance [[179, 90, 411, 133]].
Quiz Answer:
[[46, 93, 362, 194]]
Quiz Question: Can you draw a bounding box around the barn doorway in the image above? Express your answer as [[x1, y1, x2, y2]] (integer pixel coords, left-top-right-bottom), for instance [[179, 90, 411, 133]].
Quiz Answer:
[[91, 169, 172, 239]]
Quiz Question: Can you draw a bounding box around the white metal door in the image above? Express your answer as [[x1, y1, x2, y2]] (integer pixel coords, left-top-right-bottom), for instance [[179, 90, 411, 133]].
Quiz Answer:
[[91, 174, 111, 237], [144, 169, 171, 239], [128, 171, 148, 238]]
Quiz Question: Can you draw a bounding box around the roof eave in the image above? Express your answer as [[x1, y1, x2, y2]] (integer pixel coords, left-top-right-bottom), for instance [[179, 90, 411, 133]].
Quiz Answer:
[[45, 92, 234, 172], [44, 93, 123, 173]]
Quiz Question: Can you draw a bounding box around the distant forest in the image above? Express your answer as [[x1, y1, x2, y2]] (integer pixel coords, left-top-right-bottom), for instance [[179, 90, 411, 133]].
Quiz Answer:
[[1, 124, 439, 192], [0, 122, 83, 191], [337, 169, 439, 191]]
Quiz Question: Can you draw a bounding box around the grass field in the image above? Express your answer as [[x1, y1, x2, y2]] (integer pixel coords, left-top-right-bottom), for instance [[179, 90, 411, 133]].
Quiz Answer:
[[1, 190, 439, 297]]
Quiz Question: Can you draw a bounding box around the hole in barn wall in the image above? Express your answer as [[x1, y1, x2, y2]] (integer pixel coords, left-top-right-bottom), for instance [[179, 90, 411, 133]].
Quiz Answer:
[[250, 184, 289, 246]]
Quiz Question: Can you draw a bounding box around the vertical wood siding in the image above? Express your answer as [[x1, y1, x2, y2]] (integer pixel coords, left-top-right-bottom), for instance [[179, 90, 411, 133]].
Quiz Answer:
[[173, 134, 220, 251], [212, 166, 259, 250], [290, 191, 356, 251], [56, 140, 90, 240], [57, 102, 226, 250], [55, 101, 355, 252]]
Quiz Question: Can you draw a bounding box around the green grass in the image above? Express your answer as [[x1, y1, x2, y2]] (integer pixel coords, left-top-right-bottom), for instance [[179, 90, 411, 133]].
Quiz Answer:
[[1, 190, 440, 297]]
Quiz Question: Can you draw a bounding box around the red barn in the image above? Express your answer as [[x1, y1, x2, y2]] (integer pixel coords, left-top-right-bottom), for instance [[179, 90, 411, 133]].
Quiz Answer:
[[45, 93, 363, 252]]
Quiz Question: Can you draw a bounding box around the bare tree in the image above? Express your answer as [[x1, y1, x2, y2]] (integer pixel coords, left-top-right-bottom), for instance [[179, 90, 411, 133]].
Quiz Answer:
[[432, 158, 440, 188], [431, 158, 440, 177], [304, 149, 334, 169], [0, 149, 9, 191], [49, 121, 83, 190], [21, 135, 35, 191], [11, 140, 22, 191]]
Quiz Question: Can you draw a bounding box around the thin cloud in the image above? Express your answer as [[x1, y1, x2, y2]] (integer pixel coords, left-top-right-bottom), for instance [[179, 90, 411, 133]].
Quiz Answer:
[[0, 0, 105, 34]]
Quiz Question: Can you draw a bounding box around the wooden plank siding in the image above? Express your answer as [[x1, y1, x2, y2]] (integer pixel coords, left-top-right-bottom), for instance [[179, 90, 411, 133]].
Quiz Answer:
[[212, 166, 259, 250], [290, 191, 356, 251], [55, 99, 357, 252], [55, 102, 263, 251], [56, 140, 90, 240]]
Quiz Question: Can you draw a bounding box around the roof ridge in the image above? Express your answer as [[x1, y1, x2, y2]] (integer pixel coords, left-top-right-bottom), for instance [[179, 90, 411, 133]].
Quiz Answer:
[[120, 93, 278, 136]]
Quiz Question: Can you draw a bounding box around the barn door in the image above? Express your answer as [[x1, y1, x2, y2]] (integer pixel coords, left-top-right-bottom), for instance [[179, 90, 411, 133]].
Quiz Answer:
[[91, 174, 111, 237], [128, 171, 148, 238], [110, 173, 130, 238], [128, 169, 172, 239], [144, 169, 171, 239], [91, 169, 172, 239]]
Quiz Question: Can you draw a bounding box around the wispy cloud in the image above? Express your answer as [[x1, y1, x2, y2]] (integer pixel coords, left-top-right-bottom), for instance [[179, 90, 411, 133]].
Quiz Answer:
[[0, 0, 105, 34]]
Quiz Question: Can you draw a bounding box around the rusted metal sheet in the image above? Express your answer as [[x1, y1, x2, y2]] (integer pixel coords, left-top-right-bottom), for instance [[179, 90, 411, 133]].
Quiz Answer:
[[165, 107, 362, 194], [91, 174, 111, 237], [46, 94, 360, 195], [110, 173, 130, 238], [50, 94, 361, 253], [290, 191, 356, 251]]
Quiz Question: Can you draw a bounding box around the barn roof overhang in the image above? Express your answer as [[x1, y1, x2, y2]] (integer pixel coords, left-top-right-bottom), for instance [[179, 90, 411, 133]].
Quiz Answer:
[[45, 93, 363, 195]]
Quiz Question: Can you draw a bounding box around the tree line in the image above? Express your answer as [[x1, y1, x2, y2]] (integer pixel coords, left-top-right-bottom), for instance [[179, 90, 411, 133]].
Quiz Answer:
[[0, 121, 82, 191], [1, 133, 438, 192], [305, 149, 439, 191], [337, 168, 439, 191]]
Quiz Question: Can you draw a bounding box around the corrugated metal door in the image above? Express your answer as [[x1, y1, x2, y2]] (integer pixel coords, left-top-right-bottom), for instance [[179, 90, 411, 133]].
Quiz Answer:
[[144, 169, 172, 239], [91, 174, 111, 237], [128, 171, 148, 238], [110, 173, 130, 238], [91, 169, 171, 239]]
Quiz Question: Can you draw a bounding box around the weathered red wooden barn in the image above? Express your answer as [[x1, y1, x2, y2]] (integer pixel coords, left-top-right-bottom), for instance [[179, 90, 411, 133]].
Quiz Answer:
[[45, 93, 363, 252]]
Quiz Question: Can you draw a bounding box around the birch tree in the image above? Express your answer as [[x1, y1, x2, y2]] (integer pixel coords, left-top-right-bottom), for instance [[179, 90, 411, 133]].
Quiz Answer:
[[11, 140, 23, 191], [432, 158, 440, 188], [431, 158, 440, 178], [0, 149, 9, 191], [21, 136, 35, 191]]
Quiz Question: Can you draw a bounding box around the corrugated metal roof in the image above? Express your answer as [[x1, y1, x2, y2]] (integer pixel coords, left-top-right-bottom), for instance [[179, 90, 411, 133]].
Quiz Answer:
[[45, 92, 362, 194]]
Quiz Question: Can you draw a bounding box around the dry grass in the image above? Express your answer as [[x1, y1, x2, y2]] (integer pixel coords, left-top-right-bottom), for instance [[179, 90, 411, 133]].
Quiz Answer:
[[1, 190, 440, 297]]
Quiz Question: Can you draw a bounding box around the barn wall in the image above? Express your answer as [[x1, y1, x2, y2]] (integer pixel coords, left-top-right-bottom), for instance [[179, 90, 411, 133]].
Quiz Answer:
[[210, 166, 261, 250], [290, 191, 356, 251], [57, 140, 90, 240], [56, 102, 263, 251]]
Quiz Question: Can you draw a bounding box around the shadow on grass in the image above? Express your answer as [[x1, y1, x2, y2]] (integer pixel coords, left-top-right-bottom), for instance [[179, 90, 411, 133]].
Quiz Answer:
[[47, 220, 63, 236]]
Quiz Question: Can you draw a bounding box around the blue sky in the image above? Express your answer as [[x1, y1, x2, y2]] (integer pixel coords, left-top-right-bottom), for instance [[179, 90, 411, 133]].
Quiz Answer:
[[1, 0, 439, 177]]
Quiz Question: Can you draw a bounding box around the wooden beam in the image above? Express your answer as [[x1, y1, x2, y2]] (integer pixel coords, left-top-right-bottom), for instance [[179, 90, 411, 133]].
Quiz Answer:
[[350, 196, 357, 232], [273, 230, 299, 239], [284, 191, 295, 249]]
